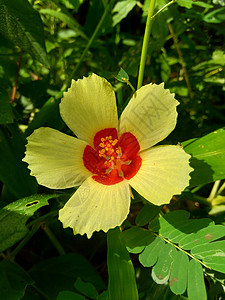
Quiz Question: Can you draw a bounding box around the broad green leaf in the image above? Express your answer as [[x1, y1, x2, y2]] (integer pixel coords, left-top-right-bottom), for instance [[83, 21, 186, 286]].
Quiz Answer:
[[0, 194, 53, 252], [183, 127, 225, 187], [122, 226, 155, 253], [29, 253, 105, 300], [57, 291, 85, 300], [0, 123, 38, 198], [74, 278, 98, 299], [107, 227, 138, 300], [0, 260, 33, 300], [112, 0, 136, 27], [179, 224, 225, 250], [152, 244, 177, 284], [0, 0, 49, 67], [136, 203, 161, 226], [187, 260, 207, 300], [115, 67, 129, 83], [0, 89, 13, 124], [169, 251, 189, 295], [139, 237, 165, 267]]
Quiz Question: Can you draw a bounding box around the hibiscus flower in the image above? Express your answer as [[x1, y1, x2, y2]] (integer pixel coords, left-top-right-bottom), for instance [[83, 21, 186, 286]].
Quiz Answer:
[[23, 73, 192, 238]]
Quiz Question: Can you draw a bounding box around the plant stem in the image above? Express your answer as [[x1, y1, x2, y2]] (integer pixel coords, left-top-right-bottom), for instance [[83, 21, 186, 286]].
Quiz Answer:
[[151, 0, 175, 20], [207, 180, 221, 201], [137, 0, 156, 89], [10, 50, 23, 103], [122, 78, 136, 93], [41, 223, 66, 255], [168, 23, 194, 99], [218, 181, 225, 195], [10, 223, 41, 261], [65, 0, 116, 88]]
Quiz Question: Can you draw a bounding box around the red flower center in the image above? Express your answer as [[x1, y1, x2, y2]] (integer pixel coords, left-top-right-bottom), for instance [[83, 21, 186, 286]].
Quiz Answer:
[[83, 128, 142, 185]]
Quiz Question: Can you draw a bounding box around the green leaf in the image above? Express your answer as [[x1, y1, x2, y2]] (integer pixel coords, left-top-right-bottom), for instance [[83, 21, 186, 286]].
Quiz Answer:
[[0, 123, 38, 199], [183, 127, 225, 187], [203, 7, 225, 23], [191, 241, 225, 273], [187, 260, 207, 300], [122, 226, 155, 253], [115, 67, 129, 83], [57, 291, 86, 300], [0, 260, 33, 300], [179, 224, 225, 250], [0, 0, 49, 67], [176, 0, 213, 8], [169, 251, 189, 295], [139, 237, 165, 267], [29, 253, 105, 300], [112, 0, 137, 27], [74, 278, 98, 299], [152, 244, 177, 284], [135, 203, 161, 226], [0, 89, 13, 124], [0, 194, 54, 252], [39, 9, 87, 40], [107, 227, 138, 300]]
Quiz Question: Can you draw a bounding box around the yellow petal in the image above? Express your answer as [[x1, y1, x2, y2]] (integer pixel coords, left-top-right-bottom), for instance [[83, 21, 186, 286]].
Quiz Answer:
[[23, 127, 91, 189], [129, 145, 192, 205], [119, 83, 179, 150], [60, 73, 118, 146], [59, 177, 130, 238]]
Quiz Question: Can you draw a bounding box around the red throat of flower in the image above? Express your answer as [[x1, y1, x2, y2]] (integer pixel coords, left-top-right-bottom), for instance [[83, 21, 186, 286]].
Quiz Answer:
[[83, 128, 142, 185]]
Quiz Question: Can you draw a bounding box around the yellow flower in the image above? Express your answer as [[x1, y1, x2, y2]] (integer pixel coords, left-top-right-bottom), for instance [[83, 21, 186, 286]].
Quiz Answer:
[[23, 74, 192, 238]]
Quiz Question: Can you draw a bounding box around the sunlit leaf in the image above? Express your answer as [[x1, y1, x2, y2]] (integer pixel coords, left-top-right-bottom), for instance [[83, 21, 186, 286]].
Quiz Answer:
[[0, 194, 54, 252], [183, 127, 225, 187], [187, 260, 207, 300]]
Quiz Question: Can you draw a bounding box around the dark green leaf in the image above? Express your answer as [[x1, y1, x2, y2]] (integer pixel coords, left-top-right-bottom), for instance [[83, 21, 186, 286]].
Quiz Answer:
[[0, 194, 53, 252], [57, 291, 86, 300], [0, 0, 49, 67], [0, 89, 13, 124], [0, 260, 33, 300], [74, 278, 98, 299], [29, 253, 105, 300], [135, 203, 161, 226], [183, 127, 225, 187], [122, 226, 155, 253], [0, 123, 38, 198], [107, 227, 138, 300]]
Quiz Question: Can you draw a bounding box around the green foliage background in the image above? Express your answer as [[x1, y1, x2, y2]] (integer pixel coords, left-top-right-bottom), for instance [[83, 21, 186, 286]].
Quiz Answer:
[[0, 0, 224, 299]]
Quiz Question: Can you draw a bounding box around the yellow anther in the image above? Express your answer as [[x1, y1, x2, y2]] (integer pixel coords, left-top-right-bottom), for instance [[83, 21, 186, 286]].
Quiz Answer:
[[99, 142, 104, 148], [112, 139, 118, 146], [101, 138, 105, 142]]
